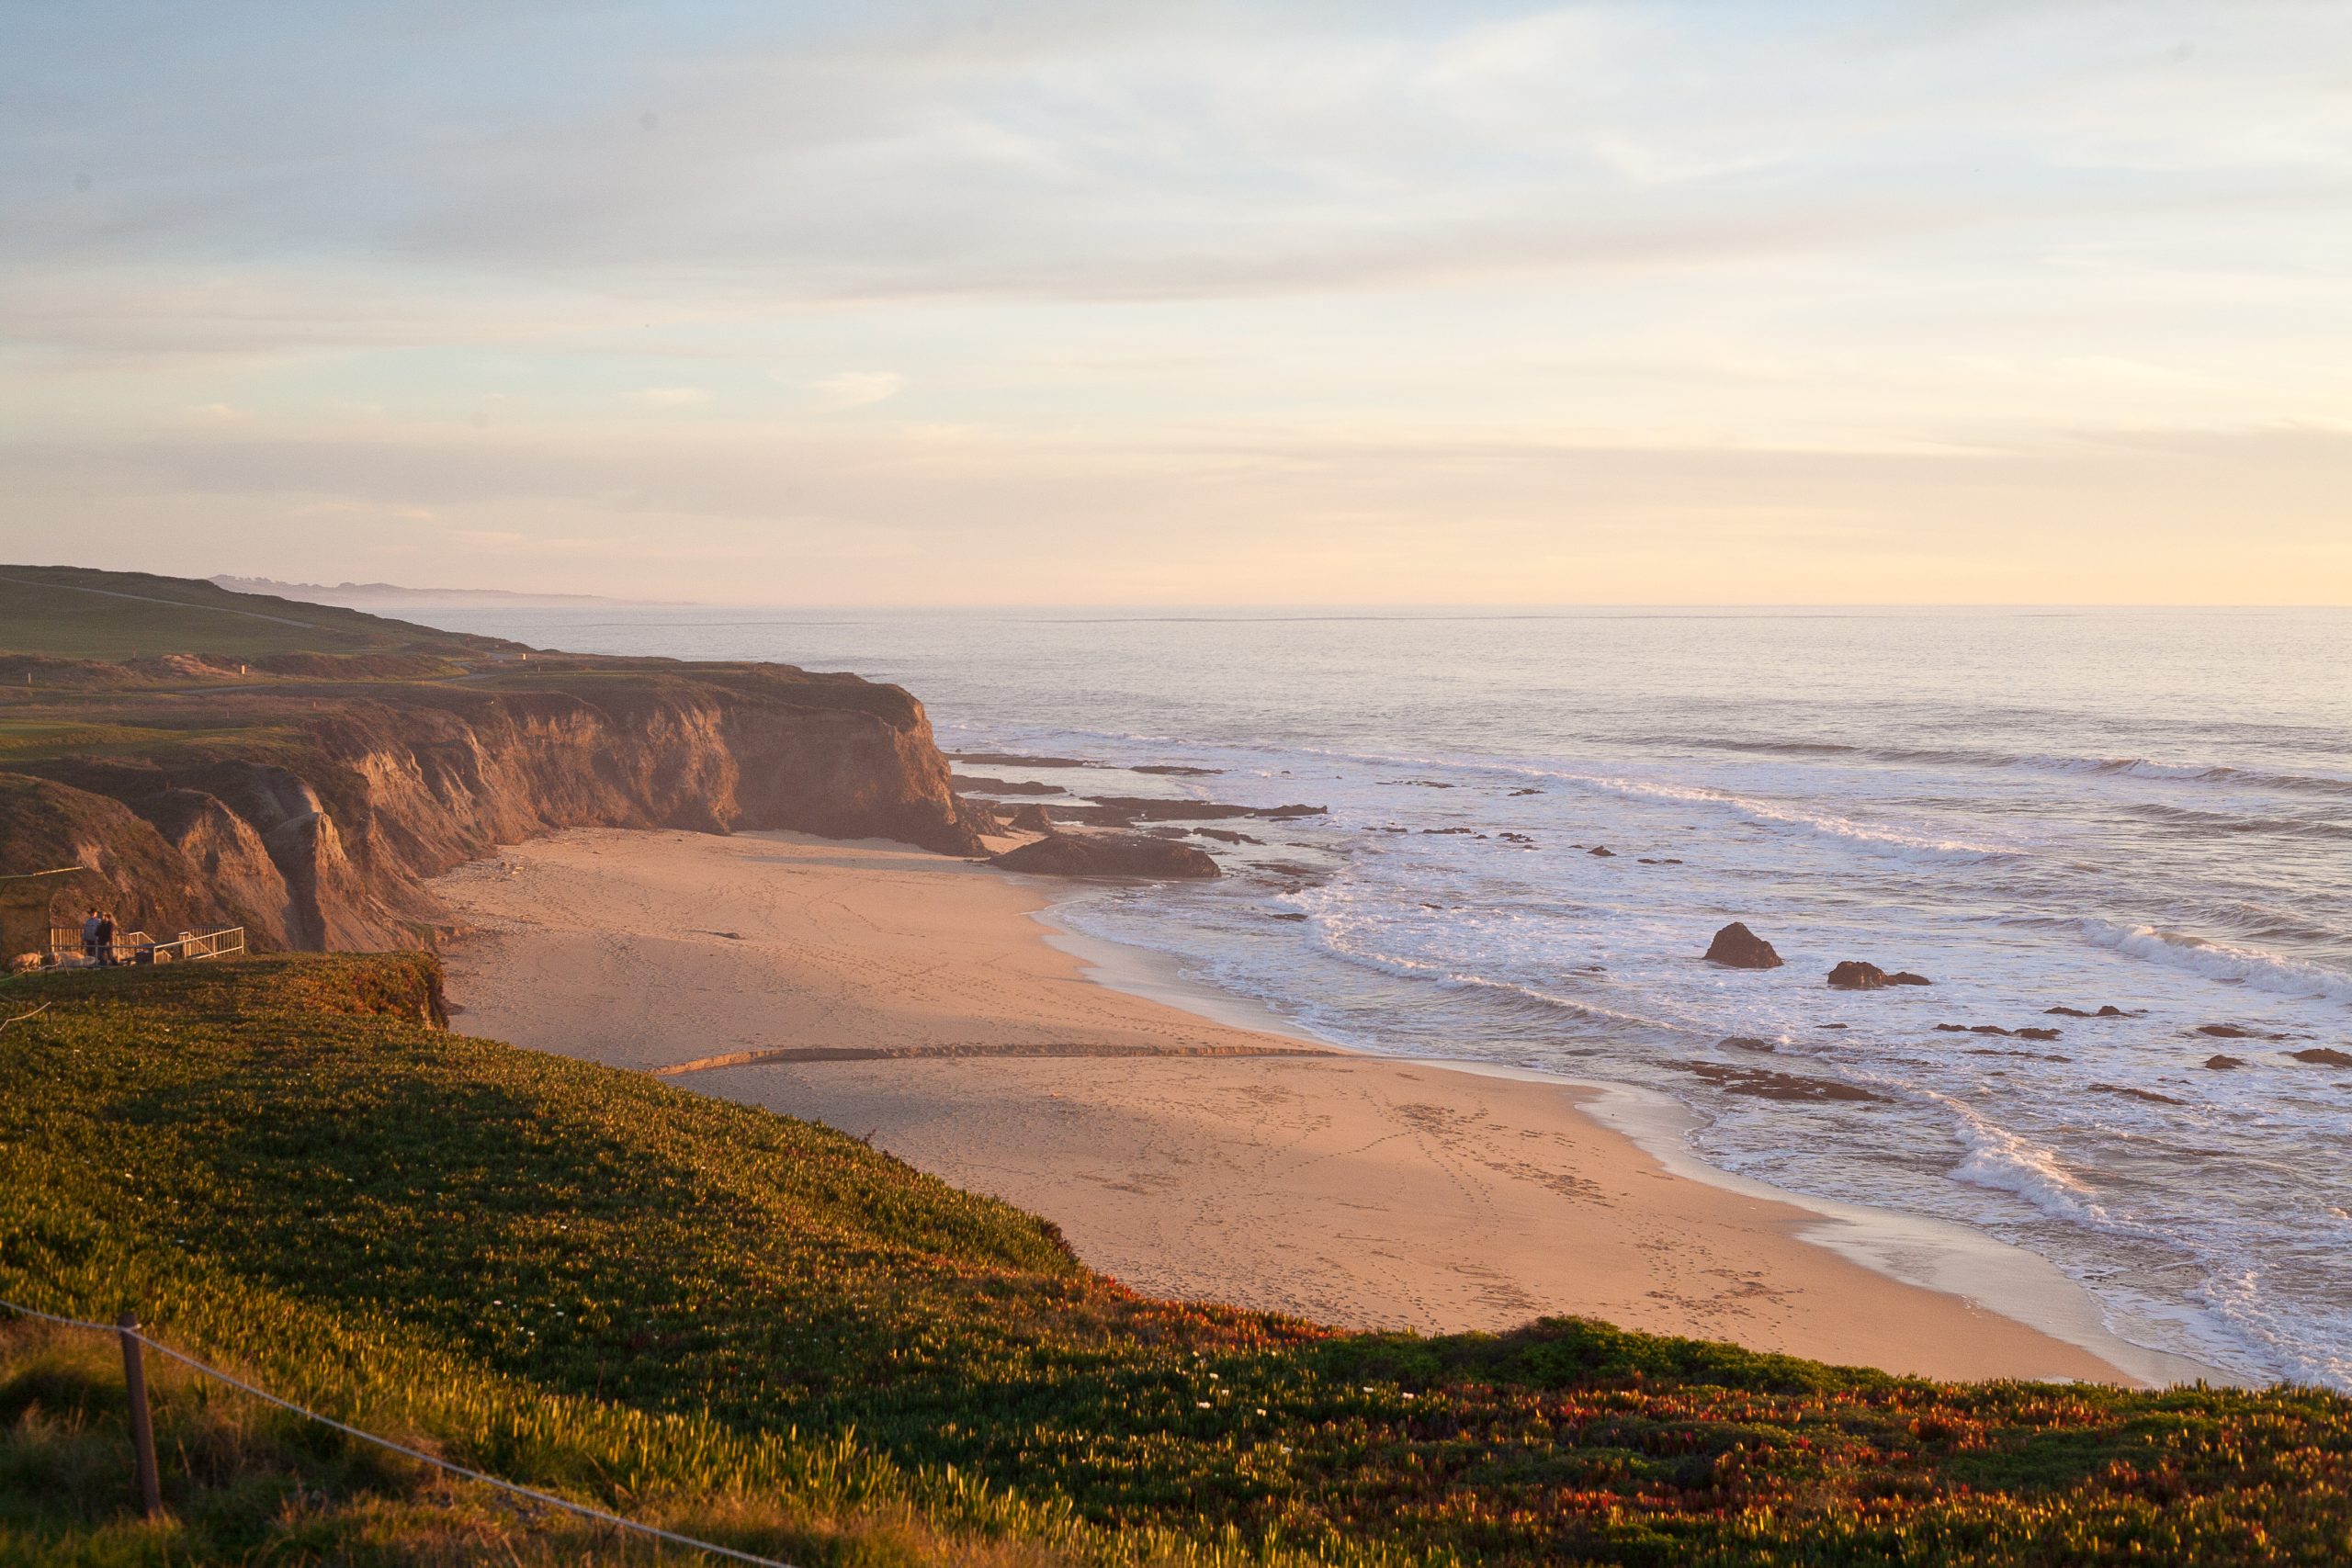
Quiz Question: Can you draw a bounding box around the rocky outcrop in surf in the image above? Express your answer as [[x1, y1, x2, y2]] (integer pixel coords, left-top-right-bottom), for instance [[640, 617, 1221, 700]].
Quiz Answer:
[[1703, 922, 1782, 969], [1825, 960, 1934, 989], [952, 773, 1066, 795], [1826, 961, 1888, 990], [990, 832, 1220, 879]]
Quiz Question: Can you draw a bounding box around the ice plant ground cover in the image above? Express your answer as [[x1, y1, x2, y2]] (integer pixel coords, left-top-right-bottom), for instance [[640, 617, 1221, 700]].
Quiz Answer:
[[4, 956, 2351, 1564]]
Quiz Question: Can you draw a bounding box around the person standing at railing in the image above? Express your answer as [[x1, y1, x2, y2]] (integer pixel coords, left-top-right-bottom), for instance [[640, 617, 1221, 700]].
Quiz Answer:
[[93, 909, 118, 967], [80, 909, 103, 966]]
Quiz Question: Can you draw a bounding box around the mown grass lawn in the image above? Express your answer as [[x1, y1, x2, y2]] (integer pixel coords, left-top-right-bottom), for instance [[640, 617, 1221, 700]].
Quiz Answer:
[[4, 956, 2349, 1565]]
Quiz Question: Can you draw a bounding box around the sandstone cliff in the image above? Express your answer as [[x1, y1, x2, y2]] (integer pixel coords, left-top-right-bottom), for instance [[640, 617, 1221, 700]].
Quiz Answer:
[[2, 663, 989, 953]]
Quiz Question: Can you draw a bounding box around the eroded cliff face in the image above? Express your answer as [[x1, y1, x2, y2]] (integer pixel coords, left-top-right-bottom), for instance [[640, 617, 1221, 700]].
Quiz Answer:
[[2, 666, 988, 954]]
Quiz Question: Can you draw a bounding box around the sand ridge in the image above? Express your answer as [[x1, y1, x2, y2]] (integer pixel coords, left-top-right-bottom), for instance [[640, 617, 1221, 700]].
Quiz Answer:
[[435, 827, 2138, 1383]]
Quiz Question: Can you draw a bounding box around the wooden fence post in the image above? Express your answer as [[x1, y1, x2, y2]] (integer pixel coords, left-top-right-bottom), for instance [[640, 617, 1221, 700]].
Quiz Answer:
[[117, 1313, 163, 1517]]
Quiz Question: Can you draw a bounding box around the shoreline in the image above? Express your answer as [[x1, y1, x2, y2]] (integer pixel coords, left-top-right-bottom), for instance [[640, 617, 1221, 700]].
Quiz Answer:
[[432, 826, 2204, 1386], [1032, 897, 2232, 1390]]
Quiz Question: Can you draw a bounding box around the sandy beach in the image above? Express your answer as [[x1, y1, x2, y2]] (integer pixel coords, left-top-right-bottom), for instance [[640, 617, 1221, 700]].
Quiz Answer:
[[433, 827, 2160, 1384]]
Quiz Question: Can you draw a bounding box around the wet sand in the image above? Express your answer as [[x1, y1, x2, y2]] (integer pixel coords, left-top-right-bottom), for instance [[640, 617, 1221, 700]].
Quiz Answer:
[[433, 827, 2157, 1383]]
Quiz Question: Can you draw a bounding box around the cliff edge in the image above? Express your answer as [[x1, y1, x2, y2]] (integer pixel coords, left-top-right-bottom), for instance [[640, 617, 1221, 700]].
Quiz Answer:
[[0, 568, 987, 953]]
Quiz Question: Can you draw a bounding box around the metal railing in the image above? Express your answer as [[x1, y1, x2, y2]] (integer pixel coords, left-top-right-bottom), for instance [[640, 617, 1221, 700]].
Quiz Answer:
[[50, 926, 151, 955], [151, 927, 246, 962], [45, 926, 245, 964]]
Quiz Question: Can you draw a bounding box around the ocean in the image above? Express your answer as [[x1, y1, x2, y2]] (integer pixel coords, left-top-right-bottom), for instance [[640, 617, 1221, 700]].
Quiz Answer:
[[412, 604, 2352, 1388]]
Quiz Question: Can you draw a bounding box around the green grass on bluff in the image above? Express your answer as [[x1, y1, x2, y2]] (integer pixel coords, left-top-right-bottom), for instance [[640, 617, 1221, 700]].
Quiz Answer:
[[0, 566, 503, 664], [4, 956, 2351, 1565]]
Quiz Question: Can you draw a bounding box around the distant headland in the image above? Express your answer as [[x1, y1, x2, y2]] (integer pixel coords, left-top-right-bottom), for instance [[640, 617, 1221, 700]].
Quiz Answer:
[[211, 574, 695, 609]]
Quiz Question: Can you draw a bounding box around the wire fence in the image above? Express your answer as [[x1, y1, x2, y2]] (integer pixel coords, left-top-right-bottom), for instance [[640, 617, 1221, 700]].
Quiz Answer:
[[0, 1293, 800, 1568]]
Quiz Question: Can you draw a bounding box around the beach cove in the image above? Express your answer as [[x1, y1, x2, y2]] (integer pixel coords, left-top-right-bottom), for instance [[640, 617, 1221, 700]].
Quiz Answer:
[[432, 826, 2201, 1386]]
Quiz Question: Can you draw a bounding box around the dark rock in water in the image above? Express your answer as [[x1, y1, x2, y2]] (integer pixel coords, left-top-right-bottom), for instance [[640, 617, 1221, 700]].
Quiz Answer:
[[2015, 1026, 2063, 1042], [2291, 1047, 2352, 1067], [947, 751, 1099, 769], [1133, 764, 1221, 775], [1421, 827, 1476, 835], [1968, 1025, 2013, 1037], [2091, 1082, 2185, 1106], [1703, 922, 1783, 969], [1007, 803, 1055, 832], [1193, 827, 1261, 845], [1269, 911, 1308, 921], [951, 773, 1067, 795], [1826, 961, 1889, 990], [1719, 1035, 1778, 1053], [2047, 1006, 2092, 1018], [1509, 787, 1544, 796], [1588, 845, 1616, 857], [2098, 1005, 2124, 1017], [990, 832, 1219, 879], [1816, 1022, 1849, 1030], [1046, 803, 1138, 828], [2197, 1023, 2256, 1039], [1887, 971, 1933, 987], [2204, 1055, 2246, 1070], [1498, 831, 1535, 844], [1657, 857, 1683, 865], [1091, 796, 1326, 822], [1933, 1023, 1970, 1032], [1675, 1061, 1888, 1103]]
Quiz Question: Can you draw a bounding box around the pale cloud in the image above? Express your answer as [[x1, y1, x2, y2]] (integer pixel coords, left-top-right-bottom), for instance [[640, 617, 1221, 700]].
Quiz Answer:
[[636, 387, 713, 406], [811, 372, 906, 411]]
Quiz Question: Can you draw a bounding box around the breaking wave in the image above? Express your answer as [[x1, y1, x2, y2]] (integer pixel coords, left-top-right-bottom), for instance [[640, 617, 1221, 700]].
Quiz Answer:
[[1643, 733, 2352, 798], [2071, 919, 2352, 1006]]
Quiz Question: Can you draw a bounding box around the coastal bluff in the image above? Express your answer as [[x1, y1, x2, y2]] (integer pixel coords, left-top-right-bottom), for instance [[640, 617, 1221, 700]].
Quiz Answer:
[[0, 566, 988, 953]]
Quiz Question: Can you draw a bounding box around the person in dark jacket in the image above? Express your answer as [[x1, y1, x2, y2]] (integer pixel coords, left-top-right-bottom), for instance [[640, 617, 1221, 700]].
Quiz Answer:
[[92, 909, 117, 966], [80, 909, 102, 965]]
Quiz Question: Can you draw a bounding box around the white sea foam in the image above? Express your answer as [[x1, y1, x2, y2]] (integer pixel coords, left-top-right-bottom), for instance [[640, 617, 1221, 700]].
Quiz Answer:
[[2074, 919, 2352, 1006], [2031, 755, 2352, 796], [1296, 895, 1690, 1034], [1919, 1093, 2120, 1227], [1449, 763, 2023, 861]]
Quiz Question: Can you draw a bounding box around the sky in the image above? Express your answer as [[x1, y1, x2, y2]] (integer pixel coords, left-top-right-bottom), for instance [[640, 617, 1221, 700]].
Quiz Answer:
[[2, 0, 2347, 604]]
